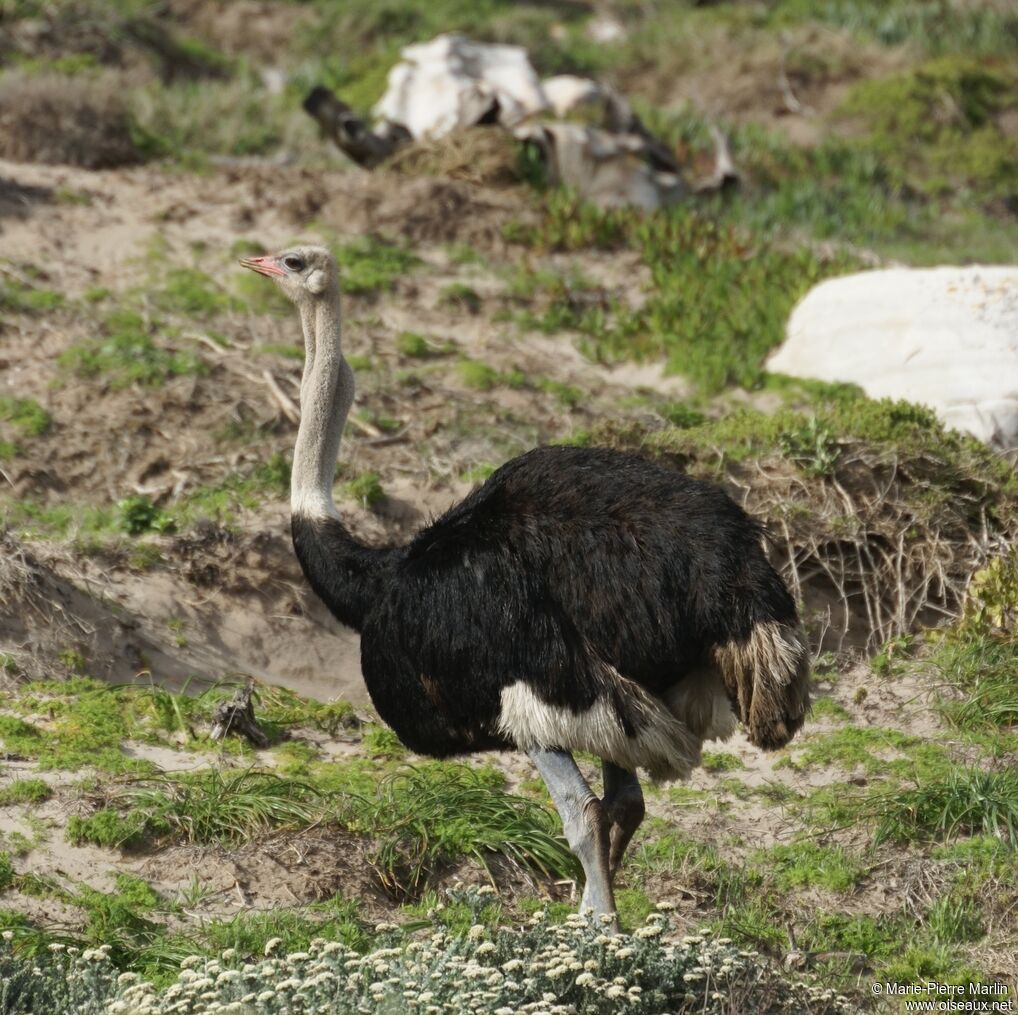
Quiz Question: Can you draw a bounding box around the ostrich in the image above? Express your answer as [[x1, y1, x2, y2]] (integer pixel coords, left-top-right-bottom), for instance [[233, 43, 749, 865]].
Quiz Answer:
[[240, 246, 810, 924]]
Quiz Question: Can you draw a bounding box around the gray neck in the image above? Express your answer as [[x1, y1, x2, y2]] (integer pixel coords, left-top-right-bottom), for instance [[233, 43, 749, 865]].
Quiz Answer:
[[291, 293, 353, 519]]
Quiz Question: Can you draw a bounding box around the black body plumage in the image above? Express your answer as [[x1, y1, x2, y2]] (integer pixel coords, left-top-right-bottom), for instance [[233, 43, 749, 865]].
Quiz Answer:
[[291, 445, 802, 761]]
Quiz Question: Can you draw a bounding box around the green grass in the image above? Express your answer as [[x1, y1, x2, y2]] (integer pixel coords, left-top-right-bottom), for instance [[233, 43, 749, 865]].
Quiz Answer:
[[0, 779, 52, 806], [808, 698, 852, 722], [767, 0, 1018, 56], [336, 237, 420, 296], [348, 765, 578, 899], [58, 309, 206, 388], [0, 396, 51, 437], [343, 471, 384, 509], [700, 751, 744, 774], [123, 769, 328, 845], [395, 331, 432, 358], [0, 679, 160, 776], [166, 453, 291, 527], [782, 726, 929, 774], [234, 270, 294, 316], [153, 267, 239, 318], [872, 767, 1018, 847], [756, 841, 864, 892], [933, 628, 1017, 732], [839, 56, 1018, 204], [510, 194, 859, 393], [0, 853, 13, 892], [201, 896, 370, 960], [131, 78, 288, 161], [0, 280, 64, 315], [439, 283, 481, 314], [457, 359, 500, 391], [67, 809, 148, 849]]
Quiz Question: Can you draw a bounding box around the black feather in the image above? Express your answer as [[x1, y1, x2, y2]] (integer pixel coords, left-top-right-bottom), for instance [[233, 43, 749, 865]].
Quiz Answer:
[[291, 445, 799, 758]]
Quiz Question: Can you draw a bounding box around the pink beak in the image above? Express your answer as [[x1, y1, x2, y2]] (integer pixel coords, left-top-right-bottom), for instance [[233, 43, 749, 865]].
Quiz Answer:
[[239, 255, 285, 278]]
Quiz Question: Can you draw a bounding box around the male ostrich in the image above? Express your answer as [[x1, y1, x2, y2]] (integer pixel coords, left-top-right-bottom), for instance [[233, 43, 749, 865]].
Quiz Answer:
[[241, 246, 810, 924]]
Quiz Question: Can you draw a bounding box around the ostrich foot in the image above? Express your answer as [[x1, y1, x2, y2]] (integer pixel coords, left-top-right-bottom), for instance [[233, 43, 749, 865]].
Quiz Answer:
[[527, 747, 618, 931]]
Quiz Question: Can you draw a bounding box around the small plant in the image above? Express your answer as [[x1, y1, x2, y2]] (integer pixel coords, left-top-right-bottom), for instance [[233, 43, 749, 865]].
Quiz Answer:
[[457, 359, 500, 391], [344, 471, 384, 509], [701, 751, 744, 773], [440, 283, 482, 314], [396, 331, 432, 357], [115, 496, 176, 536], [779, 417, 841, 477], [0, 396, 51, 437], [0, 852, 13, 891], [66, 809, 148, 849], [361, 724, 405, 758]]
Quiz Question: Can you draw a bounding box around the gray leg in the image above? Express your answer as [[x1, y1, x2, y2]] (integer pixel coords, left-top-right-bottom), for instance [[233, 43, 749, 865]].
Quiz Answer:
[[527, 747, 617, 927], [602, 762, 645, 876]]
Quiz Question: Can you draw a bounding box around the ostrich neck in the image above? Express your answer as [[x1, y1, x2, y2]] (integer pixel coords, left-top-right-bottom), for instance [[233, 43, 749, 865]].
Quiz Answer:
[[292, 295, 352, 519]]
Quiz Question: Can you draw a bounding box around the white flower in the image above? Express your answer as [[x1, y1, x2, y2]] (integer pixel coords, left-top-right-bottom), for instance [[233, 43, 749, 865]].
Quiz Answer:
[[475, 942, 496, 955], [503, 959, 524, 973], [605, 985, 625, 999], [257, 991, 275, 1002], [467, 924, 486, 940], [634, 925, 663, 939], [615, 947, 634, 959], [575, 972, 595, 986], [47, 943, 66, 953], [264, 937, 283, 955], [656, 900, 677, 911]]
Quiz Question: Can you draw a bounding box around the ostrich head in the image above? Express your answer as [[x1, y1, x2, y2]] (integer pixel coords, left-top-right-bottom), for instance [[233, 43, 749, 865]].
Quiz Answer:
[[239, 245, 338, 305]]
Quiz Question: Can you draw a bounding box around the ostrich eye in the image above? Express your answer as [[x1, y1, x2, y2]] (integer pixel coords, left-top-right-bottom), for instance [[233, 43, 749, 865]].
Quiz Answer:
[[282, 255, 304, 271]]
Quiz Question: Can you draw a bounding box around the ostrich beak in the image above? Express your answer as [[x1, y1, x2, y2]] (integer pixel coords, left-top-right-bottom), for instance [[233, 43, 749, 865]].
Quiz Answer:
[[239, 255, 285, 278]]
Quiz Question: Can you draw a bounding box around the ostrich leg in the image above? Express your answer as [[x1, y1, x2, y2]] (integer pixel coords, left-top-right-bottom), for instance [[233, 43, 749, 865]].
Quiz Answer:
[[602, 762, 645, 875], [527, 747, 617, 927]]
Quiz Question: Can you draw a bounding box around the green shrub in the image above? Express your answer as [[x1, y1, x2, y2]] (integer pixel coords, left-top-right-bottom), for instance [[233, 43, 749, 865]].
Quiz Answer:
[[840, 57, 1018, 202]]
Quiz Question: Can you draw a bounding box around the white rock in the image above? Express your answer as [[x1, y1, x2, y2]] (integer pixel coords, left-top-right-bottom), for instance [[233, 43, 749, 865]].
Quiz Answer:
[[768, 266, 1018, 450], [373, 33, 547, 140], [541, 75, 606, 118]]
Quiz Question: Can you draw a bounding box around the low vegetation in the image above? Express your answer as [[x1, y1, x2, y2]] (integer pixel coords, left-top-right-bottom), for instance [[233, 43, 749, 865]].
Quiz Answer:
[[1, 0, 1016, 1008], [0, 900, 852, 1015]]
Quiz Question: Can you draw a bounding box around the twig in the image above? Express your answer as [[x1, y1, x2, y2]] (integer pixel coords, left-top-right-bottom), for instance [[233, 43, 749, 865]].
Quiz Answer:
[[261, 369, 300, 425]]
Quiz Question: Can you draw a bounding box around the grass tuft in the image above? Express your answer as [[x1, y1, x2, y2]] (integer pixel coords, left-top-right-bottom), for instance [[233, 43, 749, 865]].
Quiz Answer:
[[872, 767, 1018, 847], [350, 765, 579, 899]]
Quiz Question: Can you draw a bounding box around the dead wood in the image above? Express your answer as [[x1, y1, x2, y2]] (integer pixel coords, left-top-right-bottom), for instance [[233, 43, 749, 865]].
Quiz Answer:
[[303, 86, 410, 169], [209, 683, 270, 748]]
